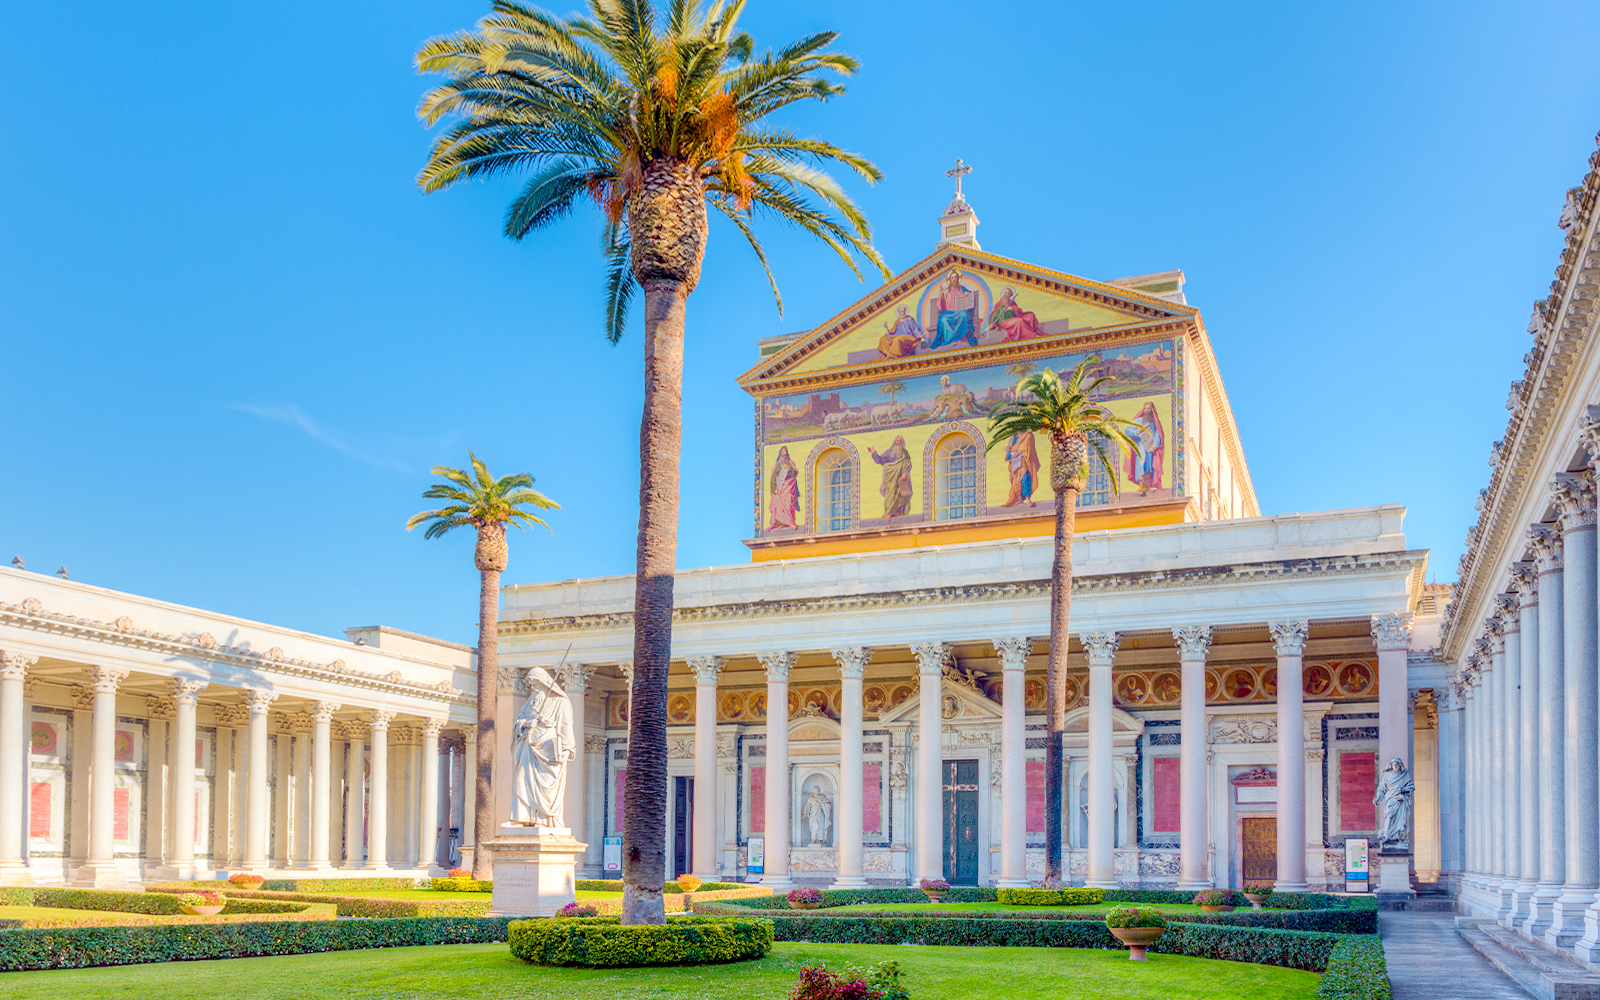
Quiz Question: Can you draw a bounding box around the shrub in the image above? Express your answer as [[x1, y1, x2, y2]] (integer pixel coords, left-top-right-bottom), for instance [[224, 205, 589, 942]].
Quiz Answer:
[[1152, 923, 1343, 971], [0, 917, 514, 971], [1317, 935, 1393, 1000], [176, 892, 226, 908], [1245, 882, 1275, 897], [430, 877, 493, 892], [1193, 889, 1245, 907], [1105, 906, 1167, 929], [772, 914, 1113, 949], [1184, 908, 1377, 935], [695, 887, 996, 913], [227, 873, 265, 889], [789, 888, 823, 906], [448, 869, 471, 878], [574, 879, 742, 894], [790, 960, 909, 1000], [678, 875, 703, 893], [995, 887, 1105, 907], [507, 915, 773, 967], [917, 879, 951, 892], [558, 902, 599, 918]]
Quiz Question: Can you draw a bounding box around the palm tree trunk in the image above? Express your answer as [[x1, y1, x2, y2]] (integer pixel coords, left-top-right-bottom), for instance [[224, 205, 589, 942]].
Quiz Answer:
[[473, 564, 500, 880], [622, 276, 690, 925], [1045, 485, 1078, 886]]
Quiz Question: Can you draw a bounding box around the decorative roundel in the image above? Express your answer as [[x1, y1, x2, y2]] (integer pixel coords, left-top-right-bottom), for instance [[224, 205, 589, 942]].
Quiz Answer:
[[31, 722, 56, 755], [788, 691, 802, 716], [1338, 662, 1374, 695], [890, 684, 914, 708], [749, 692, 768, 719], [114, 730, 134, 762], [1062, 676, 1081, 708], [667, 694, 693, 724], [720, 692, 745, 720], [1224, 669, 1256, 700], [1204, 670, 1221, 701], [863, 686, 888, 716], [1115, 674, 1148, 705], [1024, 678, 1046, 711], [1151, 672, 1181, 703], [1262, 667, 1278, 698], [1303, 664, 1334, 697]]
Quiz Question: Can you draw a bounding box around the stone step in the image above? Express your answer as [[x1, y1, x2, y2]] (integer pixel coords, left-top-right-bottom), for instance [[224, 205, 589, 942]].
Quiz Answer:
[[1456, 920, 1600, 1000]]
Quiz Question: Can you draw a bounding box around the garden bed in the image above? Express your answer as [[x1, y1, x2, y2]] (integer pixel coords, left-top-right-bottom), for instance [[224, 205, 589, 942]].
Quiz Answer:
[[508, 915, 774, 967], [0, 888, 333, 928]]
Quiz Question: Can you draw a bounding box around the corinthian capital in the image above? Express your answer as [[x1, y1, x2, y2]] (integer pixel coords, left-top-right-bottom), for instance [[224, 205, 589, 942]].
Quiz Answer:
[[1577, 406, 1600, 463], [1551, 471, 1597, 531], [910, 642, 950, 675], [1370, 613, 1412, 651], [311, 701, 341, 724], [830, 646, 873, 679], [990, 637, 1033, 671], [556, 662, 597, 693], [757, 651, 795, 683], [1080, 631, 1120, 666], [688, 655, 726, 686], [84, 665, 129, 695], [1529, 524, 1564, 573], [242, 690, 277, 715], [0, 651, 37, 681], [1269, 621, 1309, 656], [368, 708, 397, 733], [1172, 625, 1214, 660], [172, 678, 208, 706]]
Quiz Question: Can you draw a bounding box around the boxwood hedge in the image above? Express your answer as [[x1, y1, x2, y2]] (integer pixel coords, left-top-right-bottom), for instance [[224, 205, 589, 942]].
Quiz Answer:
[[995, 888, 1106, 906], [0, 917, 514, 972], [1315, 935, 1393, 1000], [507, 915, 774, 967], [0, 888, 315, 917], [574, 879, 743, 894]]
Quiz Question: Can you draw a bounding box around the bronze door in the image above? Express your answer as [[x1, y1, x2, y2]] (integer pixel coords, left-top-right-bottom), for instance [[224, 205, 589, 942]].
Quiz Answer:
[[942, 759, 980, 885], [1241, 817, 1277, 882], [673, 776, 694, 877]]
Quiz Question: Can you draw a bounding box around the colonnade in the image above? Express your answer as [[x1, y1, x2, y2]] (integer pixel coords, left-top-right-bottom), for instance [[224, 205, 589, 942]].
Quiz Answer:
[[1461, 467, 1600, 958], [0, 659, 457, 883]]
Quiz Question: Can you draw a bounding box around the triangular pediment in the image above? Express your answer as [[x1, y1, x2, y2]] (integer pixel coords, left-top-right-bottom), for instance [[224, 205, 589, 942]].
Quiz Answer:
[[878, 674, 1002, 725], [739, 246, 1194, 389]]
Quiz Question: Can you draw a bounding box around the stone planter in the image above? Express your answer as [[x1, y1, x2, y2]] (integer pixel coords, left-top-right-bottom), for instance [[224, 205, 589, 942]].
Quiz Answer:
[[922, 890, 947, 903], [181, 905, 224, 916], [1199, 904, 1236, 913], [1109, 926, 1165, 961], [788, 900, 820, 911], [1243, 893, 1268, 911]]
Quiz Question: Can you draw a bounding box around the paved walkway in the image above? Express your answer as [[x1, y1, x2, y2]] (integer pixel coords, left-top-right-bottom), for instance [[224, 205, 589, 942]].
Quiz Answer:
[[1379, 911, 1528, 999]]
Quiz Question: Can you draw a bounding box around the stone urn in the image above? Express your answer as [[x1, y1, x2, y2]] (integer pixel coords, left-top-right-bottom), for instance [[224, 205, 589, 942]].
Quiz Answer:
[[1199, 904, 1236, 913], [1109, 926, 1165, 961], [921, 890, 947, 903], [181, 904, 224, 916], [789, 900, 821, 911], [1243, 893, 1268, 911]]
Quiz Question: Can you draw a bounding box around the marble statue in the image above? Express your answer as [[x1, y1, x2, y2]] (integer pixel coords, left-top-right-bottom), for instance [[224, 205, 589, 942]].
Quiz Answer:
[[509, 667, 576, 827], [1373, 756, 1414, 850], [804, 786, 833, 847]]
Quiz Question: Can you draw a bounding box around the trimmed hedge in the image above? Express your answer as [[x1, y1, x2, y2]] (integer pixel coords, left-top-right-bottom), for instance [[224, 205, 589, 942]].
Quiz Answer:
[[0, 917, 514, 972], [507, 915, 773, 967], [692, 902, 1374, 935], [1316, 935, 1393, 1000], [430, 877, 492, 892], [0, 888, 320, 918], [574, 879, 743, 894], [995, 888, 1106, 906], [147, 877, 417, 894], [1152, 922, 1343, 971], [1182, 908, 1376, 935], [0, 920, 18, 931], [588, 885, 774, 916], [207, 890, 490, 919], [693, 887, 997, 911]]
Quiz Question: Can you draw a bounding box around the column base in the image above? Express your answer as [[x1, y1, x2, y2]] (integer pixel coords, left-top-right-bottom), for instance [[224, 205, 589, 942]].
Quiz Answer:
[[1274, 881, 1310, 894], [1544, 888, 1597, 949], [1085, 879, 1117, 890], [152, 863, 210, 881], [761, 874, 795, 891], [995, 878, 1031, 889], [360, 863, 395, 873], [829, 876, 871, 890], [1573, 902, 1600, 964], [1177, 880, 1213, 890], [1527, 885, 1562, 939], [72, 862, 128, 889], [0, 863, 34, 887], [1510, 881, 1538, 928]]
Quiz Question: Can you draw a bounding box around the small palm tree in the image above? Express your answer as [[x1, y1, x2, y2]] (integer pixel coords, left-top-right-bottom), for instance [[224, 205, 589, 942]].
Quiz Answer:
[[986, 362, 1136, 886], [406, 453, 559, 880], [415, 0, 886, 925], [879, 380, 906, 405]]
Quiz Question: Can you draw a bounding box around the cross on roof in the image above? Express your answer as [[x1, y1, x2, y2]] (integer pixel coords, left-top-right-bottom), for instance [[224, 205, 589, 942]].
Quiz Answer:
[[946, 158, 971, 199]]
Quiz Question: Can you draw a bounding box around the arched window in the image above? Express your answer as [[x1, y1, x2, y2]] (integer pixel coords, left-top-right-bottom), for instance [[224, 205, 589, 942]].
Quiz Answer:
[[934, 434, 979, 521], [1076, 433, 1112, 508], [814, 449, 853, 532]]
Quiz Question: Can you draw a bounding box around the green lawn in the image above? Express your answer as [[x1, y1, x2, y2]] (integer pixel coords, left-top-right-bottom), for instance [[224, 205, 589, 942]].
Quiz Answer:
[[0, 904, 130, 925], [0, 941, 1319, 999], [807, 901, 1210, 915]]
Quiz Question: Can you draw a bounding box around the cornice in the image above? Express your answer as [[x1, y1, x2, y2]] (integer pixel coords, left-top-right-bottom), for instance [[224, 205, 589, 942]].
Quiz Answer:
[[0, 597, 465, 703], [1443, 134, 1600, 660], [499, 549, 1427, 638], [1185, 315, 1261, 518]]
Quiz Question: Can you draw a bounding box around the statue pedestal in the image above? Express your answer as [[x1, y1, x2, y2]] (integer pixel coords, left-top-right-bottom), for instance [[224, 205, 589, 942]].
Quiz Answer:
[[483, 823, 587, 917], [1374, 848, 1415, 909]]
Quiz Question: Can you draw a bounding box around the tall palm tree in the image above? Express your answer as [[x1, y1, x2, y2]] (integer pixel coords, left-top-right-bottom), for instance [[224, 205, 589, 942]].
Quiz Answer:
[[986, 362, 1136, 885], [414, 0, 887, 924], [879, 380, 906, 405], [406, 452, 560, 880]]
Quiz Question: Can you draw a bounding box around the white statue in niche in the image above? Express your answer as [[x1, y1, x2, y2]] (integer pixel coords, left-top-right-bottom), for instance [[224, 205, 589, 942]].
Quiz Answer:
[[803, 785, 834, 847], [509, 667, 576, 827], [1373, 756, 1414, 851]]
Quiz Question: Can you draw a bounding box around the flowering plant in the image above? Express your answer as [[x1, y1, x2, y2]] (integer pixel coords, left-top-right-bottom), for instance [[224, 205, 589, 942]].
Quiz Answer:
[[448, 869, 472, 879], [557, 901, 598, 917], [1193, 889, 1244, 907], [787, 887, 823, 906], [677, 875, 703, 893], [1243, 882, 1275, 897], [227, 873, 265, 888], [917, 878, 951, 892], [789, 961, 908, 1000], [178, 891, 226, 907], [1105, 905, 1167, 929]]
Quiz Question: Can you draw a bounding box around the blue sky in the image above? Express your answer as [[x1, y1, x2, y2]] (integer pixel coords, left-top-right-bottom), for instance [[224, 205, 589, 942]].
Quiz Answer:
[[2, 1, 1597, 646]]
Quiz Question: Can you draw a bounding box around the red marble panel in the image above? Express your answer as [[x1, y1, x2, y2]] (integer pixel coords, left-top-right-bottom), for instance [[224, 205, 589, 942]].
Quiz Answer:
[[863, 763, 881, 835], [1339, 751, 1377, 831], [614, 769, 627, 833], [29, 782, 50, 839], [1026, 760, 1045, 834], [750, 766, 765, 833], [113, 787, 130, 841], [1152, 756, 1180, 833]]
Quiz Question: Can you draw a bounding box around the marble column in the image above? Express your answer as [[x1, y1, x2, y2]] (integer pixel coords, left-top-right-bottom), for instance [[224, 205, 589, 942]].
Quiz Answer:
[[992, 637, 1032, 888], [757, 652, 795, 889], [688, 656, 725, 879], [1082, 631, 1120, 889], [343, 724, 365, 867], [831, 646, 872, 889], [169, 679, 207, 873], [558, 664, 596, 845], [364, 711, 395, 870], [1496, 595, 1522, 921], [911, 642, 950, 884], [1371, 614, 1413, 771], [306, 702, 339, 869], [1173, 626, 1212, 890], [1530, 523, 1566, 939], [1270, 621, 1310, 892], [419, 718, 443, 872], [1486, 624, 1508, 907], [241, 692, 275, 869], [460, 728, 476, 863], [0, 652, 36, 882], [81, 666, 130, 886], [146, 696, 172, 869], [212, 707, 246, 868], [1514, 564, 1541, 926], [1552, 473, 1600, 953]]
